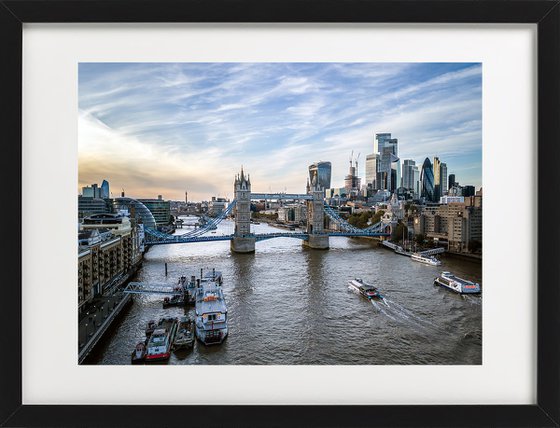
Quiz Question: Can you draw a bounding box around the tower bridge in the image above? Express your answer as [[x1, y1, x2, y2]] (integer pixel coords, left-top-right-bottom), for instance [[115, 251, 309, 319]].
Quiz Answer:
[[144, 168, 391, 251]]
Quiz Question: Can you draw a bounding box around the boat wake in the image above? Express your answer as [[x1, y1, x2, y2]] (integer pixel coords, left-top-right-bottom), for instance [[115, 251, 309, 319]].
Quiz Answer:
[[461, 294, 482, 306], [371, 300, 397, 321], [371, 298, 445, 335]]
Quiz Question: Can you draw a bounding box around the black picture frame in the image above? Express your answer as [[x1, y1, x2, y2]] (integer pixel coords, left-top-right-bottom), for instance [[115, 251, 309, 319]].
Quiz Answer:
[[1, 1, 558, 427]]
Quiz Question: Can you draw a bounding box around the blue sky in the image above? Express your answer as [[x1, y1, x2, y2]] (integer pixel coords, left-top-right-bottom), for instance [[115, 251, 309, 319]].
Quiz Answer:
[[78, 62, 482, 200]]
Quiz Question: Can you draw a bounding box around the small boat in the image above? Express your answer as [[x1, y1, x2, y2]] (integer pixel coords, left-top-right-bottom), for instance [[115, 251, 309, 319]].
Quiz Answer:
[[348, 278, 383, 300], [145, 318, 178, 361], [163, 294, 185, 308], [434, 272, 481, 294], [173, 317, 195, 350], [411, 253, 442, 266], [131, 342, 146, 364]]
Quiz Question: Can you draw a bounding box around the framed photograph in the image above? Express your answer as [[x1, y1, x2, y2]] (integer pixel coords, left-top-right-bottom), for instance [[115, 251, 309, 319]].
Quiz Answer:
[[2, 0, 559, 427]]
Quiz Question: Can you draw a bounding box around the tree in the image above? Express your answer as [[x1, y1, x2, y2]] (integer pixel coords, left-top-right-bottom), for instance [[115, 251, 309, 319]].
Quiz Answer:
[[348, 211, 372, 229], [392, 222, 408, 242], [371, 210, 385, 225], [415, 233, 425, 245]]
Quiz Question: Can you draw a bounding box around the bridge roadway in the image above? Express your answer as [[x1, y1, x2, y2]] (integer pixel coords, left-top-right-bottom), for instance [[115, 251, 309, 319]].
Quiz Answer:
[[250, 193, 312, 200], [145, 231, 390, 245]]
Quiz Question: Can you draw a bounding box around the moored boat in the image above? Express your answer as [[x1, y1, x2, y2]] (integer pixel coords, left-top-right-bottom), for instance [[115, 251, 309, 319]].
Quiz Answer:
[[163, 294, 185, 308], [434, 272, 481, 294], [195, 270, 228, 345], [145, 319, 158, 337], [411, 253, 442, 266], [145, 317, 178, 361], [131, 342, 146, 364], [348, 278, 383, 300], [173, 316, 195, 350]]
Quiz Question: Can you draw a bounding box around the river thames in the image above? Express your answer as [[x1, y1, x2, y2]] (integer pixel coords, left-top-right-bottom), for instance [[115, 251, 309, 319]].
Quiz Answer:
[[87, 218, 482, 365]]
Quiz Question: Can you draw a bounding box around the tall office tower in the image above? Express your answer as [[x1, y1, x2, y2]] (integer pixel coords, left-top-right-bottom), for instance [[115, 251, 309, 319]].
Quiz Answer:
[[365, 153, 379, 188], [433, 157, 441, 201], [402, 159, 417, 190], [100, 180, 110, 199], [440, 163, 448, 195], [448, 174, 456, 189], [308, 161, 332, 190], [374, 133, 392, 154], [413, 166, 420, 198], [374, 132, 399, 192], [421, 157, 436, 202], [377, 147, 400, 192], [185, 191, 188, 204]]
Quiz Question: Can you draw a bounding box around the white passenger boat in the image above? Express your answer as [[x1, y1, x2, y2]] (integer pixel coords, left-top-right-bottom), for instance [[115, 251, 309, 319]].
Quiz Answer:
[[348, 278, 383, 300], [411, 253, 442, 266], [195, 270, 228, 345], [434, 272, 481, 294]]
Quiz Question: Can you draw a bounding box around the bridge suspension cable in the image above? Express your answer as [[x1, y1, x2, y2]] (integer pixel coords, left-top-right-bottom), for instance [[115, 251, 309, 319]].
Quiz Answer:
[[144, 199, 236, 243], [323, 204, 386, 234]]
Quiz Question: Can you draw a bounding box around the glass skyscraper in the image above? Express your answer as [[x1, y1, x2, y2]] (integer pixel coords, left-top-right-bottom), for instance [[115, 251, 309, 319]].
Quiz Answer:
[[365, 153, 378, 187], [374, 133, 399, 192], [308, 161, 332, 190], [421, 157, 436, 202], [100, 179, 110, 199], [440, 163, 448, 196]]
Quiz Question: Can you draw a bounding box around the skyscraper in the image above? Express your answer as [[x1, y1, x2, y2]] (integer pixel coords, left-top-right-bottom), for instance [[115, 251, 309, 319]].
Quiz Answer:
[[449, 174, 456, 189], [308, 161, 332, 190], [421, 157, 436, 202], [433, 157, 441, 200], [100, 179, 110, 199], [365, 153, 378, 188], [440, 163, 448, 195], [413, 166, 420, 198], [402, 159, 416, 190], [374, 133, 392, 154], [374, 133, 399, 192]]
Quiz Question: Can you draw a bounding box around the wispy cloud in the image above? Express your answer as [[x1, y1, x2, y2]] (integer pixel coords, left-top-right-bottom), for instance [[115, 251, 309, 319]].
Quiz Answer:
[[79, 62, 482, 200]]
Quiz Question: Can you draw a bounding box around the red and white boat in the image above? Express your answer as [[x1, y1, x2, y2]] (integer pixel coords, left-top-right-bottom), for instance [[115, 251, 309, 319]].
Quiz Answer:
[[145, 318, 177, 361]]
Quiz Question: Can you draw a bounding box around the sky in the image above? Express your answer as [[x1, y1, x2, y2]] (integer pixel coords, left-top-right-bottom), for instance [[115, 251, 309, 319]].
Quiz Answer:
[[78, 62, 482, 201]]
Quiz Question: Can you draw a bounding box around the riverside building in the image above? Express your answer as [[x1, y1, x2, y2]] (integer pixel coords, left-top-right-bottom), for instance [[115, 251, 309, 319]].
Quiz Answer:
[[78, 212, 144, 313]]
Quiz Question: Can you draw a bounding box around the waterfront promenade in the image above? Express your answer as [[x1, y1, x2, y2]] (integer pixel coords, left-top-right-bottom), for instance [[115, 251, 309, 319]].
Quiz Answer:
[[78, 292, 132, 364]]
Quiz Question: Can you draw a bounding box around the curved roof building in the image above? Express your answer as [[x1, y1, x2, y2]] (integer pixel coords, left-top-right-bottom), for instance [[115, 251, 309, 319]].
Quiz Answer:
[[420, 157, 436, 202], [113, 197, 157, 229], [309, 161, 332, 191]]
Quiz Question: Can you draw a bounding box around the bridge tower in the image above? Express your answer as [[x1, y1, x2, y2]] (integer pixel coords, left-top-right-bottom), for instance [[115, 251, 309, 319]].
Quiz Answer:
[[303, 178, 329, 249], [231, 168, 256, 253]]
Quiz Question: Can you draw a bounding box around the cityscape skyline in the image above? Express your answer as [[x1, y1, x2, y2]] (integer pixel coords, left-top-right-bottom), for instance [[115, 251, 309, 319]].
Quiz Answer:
[[79, 62, 482, 200]]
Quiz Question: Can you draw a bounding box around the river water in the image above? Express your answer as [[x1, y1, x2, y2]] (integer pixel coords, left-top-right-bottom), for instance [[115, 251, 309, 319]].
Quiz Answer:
[[88, 217, 482, 365]]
